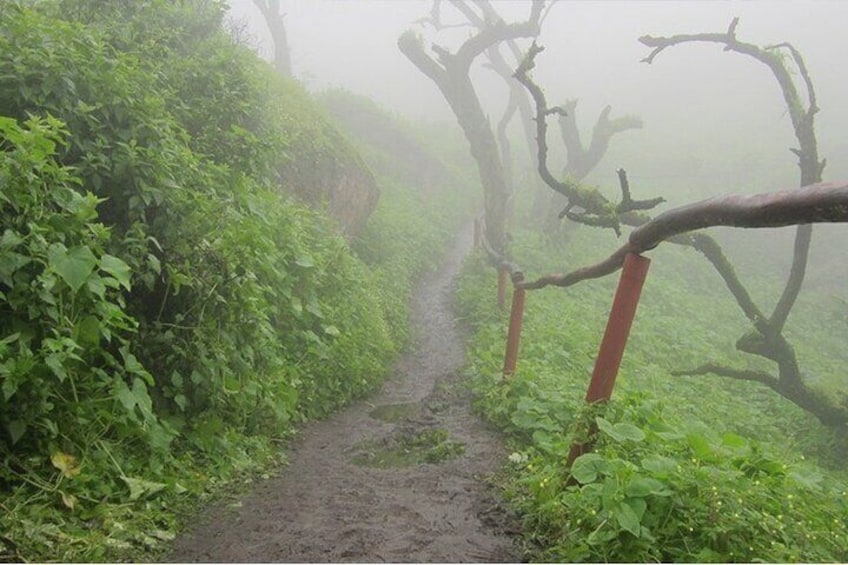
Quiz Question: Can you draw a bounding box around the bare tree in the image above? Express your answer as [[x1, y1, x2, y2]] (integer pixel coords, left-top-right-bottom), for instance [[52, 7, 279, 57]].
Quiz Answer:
[[252, 0, 291, 76], [534, 99, 645, 233], [557, 100, 643, 183], [515, 22, 848, 426], [399, 1, 543, 254], [515, 42, 664, 236]]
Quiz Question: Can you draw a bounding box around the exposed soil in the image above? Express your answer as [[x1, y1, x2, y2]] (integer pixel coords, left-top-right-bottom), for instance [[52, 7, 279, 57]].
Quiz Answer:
[[169, 228, 520, 563]]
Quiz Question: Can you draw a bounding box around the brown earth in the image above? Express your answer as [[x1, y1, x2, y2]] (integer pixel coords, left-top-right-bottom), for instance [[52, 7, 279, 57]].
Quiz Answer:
[[168, 228, 520, 563]]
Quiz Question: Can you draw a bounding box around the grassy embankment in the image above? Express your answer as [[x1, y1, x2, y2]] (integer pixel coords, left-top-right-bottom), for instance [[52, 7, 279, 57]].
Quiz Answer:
[[457, 218, 848, 562], [0, 2, 471, 561]]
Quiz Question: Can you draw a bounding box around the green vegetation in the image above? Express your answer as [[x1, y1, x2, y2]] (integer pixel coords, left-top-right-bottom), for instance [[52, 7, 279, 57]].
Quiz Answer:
[[456, 225, 848, 562], [0, 1, 469, 561]]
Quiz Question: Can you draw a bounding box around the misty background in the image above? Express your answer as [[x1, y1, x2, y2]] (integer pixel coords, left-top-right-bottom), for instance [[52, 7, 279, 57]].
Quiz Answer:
[[227, 0, 848, 297]]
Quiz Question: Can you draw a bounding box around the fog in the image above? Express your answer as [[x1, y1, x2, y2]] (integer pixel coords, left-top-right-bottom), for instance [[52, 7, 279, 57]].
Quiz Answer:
[[228, 1, 847, 180], [227, 0, 848, 292]]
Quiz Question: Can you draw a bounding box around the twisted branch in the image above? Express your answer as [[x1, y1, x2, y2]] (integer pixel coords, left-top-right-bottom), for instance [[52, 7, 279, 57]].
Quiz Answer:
[[514, 42, 664, 235], [518, 181, 848, 290]]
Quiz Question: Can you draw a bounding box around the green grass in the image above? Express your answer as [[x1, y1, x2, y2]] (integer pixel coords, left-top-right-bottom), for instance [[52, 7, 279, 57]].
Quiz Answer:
[[456, 224, 848, 562]]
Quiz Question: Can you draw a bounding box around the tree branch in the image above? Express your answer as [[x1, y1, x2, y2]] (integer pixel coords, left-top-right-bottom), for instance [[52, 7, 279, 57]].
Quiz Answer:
[[454, 1, 543, 69], [639, 18, 812, 141], [398, 31, 450, 91], [639, 20, 824, 342], [616, 169, 664, 213], [518, 181, 848, 290], [682, 233, 767, 331], [514, 42, 572, 199], [672, 363, 777, 387], [515, 44, 664, 233]]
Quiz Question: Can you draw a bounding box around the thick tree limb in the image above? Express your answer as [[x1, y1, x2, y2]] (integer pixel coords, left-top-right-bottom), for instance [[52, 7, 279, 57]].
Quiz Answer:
[[454, 1, 542, 69], [673, 361, 848, 426], [640, 19, 824, 341], [400, 3, 543, 254], [478, 218, 524, 283], [518, 181, 848, 290], [451, 0, 541, 172], [683, 233, 767, 331], [559, 103, 644, 181], [252, 0, 291, 76]]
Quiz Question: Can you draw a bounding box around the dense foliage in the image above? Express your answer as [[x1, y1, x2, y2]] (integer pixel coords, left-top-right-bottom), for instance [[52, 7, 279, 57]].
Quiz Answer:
[[0, 1, 468, 561], [456, 226, 848, 562]]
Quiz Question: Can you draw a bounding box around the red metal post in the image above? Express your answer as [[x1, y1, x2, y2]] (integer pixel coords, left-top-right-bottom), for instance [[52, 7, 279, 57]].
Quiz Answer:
[[502, 287, 526, 377], [497, 268, 508, 311], [567, 253, 651, 467]]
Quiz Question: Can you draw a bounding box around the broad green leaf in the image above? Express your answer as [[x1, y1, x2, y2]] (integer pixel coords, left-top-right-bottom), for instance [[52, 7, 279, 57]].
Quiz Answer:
[[122, 476, 166, 501], [45, 352, 69, 382], [596, 416, 616, 438], [721, 432, 747, 450], [115, 379, 137, 414], [641, 455, 677, 477], [295, 255, 314, 268], [586, 521, 616, 546], [613, 422, 646, 442], [626, 476, 667, 497], [6, 420, 26, 444], [687, 433, 713, 459], [121, 347, 153, 385], [0, 229, 23, 249], [147, 253, 161, 274], [291, 296, 303, 316], [49, 244, 97, 292], [625, 496, 647, 519], [74, 316, 101, 346], [614, 500, 642, 536], [0, 332, 20, 347], [596, 417, 645, 443], [570, 452, 607, 484], [100, 254, 132, 290], [86, 276, 106, 299], [0, 251, 30, 286]]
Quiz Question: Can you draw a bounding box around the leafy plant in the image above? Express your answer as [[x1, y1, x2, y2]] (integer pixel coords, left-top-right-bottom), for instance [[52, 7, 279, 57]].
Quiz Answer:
[[457, 225, 848, 562]]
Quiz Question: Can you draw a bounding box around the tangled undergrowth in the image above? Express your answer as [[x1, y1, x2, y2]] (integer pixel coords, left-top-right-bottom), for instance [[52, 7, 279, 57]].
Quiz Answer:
[[0, 1, 470, 560]]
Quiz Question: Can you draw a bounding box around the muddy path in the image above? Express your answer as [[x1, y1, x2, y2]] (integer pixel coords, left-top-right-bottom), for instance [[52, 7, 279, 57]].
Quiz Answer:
[[169, 227, 519, 563]]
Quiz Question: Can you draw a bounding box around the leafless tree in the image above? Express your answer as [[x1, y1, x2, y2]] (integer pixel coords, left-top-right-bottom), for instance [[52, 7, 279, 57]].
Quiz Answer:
[[399, 0, 544, 254], [252, 0, 291, 76], [515, 21, 847, 426]]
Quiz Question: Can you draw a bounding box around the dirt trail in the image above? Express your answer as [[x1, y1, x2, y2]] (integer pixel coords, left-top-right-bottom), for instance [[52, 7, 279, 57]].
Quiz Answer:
[[169, 227, 518, 563]]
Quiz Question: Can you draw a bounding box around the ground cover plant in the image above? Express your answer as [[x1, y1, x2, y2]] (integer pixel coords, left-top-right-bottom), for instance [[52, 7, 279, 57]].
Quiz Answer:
[[456, 225, 848, 562], [0, 1, 469, 561]]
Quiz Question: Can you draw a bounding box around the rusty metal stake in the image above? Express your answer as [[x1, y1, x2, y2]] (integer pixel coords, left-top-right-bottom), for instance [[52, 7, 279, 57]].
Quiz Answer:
[[502, 287, 526, 377], [566, 253, 651, 467]]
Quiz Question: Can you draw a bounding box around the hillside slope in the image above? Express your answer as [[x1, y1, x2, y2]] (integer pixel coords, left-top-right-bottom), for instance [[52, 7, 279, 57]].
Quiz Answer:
[[0, 2, 470, 561]]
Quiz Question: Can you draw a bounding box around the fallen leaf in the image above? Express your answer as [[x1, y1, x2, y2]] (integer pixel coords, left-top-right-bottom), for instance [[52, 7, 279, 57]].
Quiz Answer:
[[51, 451, 81, 478]]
